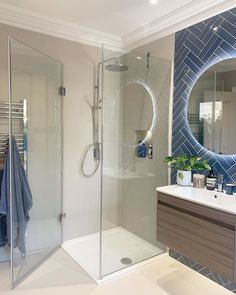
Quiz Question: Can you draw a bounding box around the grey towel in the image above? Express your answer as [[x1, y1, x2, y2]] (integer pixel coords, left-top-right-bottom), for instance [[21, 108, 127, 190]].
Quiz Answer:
[[0, 136, 33, 253]]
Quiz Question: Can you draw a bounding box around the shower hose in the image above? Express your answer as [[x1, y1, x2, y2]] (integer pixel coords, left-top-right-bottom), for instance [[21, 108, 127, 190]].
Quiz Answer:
[[81, 143, 100, 177]]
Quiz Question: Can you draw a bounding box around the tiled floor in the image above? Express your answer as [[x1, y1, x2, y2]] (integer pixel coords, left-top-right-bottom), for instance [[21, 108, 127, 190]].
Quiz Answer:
[[0, 248, 232, 295], [63, 227, 164, 279]]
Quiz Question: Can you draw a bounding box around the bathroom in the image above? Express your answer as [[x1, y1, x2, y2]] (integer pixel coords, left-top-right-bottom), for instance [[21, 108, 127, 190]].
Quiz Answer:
[[0, 1, 235, 294]]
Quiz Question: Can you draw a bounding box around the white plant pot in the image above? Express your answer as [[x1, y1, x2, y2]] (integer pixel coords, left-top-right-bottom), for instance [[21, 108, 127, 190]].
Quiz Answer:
[[176, 170, 192, 186]]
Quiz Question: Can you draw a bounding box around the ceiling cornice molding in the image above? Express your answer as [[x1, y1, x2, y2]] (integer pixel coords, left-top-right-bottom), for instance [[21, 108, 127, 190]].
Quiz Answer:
[[0, 2, 122, 49], [0, 1, 235, 51], [123, 0, 236, 49]]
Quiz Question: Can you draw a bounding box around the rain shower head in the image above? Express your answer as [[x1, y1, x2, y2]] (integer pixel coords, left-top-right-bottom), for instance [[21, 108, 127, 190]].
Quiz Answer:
[[105, 63, 128, 72]]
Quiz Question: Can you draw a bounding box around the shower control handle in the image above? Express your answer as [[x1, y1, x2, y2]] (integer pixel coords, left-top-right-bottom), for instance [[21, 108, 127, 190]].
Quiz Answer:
[[59, 213, 66, 223]]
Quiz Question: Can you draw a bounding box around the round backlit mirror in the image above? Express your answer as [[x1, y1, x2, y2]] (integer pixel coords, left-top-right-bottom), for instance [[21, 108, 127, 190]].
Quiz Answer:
[[187, 58, 236, 155]]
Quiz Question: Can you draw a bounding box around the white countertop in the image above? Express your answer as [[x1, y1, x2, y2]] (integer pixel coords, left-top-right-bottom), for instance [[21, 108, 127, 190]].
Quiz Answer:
[[156, 185, 236, 215]]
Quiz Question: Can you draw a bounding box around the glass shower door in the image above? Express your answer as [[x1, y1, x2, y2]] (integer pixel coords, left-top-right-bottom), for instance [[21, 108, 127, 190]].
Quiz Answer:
[[9, 38, 63, 287], [101, 46, 171, 277]]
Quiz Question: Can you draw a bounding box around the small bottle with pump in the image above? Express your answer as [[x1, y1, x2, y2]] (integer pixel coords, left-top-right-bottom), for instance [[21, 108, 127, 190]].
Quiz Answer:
[[148, 144, 153, 159], [217, 174, 224, 192]]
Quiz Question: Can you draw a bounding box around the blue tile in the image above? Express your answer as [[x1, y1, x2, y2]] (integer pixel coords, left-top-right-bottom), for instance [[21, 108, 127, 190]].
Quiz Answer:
[[221, 10, 236, 23], [215, 47, 231, 58], [229, 7, 236, 16], [205, 53, 221, 68], [188, 32, 205, 50], [184, 56, 200, 74], [202, 19, 211, 26], [201, 16, 223, 44], [174, 80, 187, 97], [218, 157, 231, 170], [221, 19, 236, 38], [199, 267, 211, 276], [216, 26, 236, 47], [224, 282, 236, 292], [186, 52, 204, 68], [194, 22, 206, 32], [184, 38, 201, 56], [199, 35, 221, 61], [175, 47, 189, 67], [172, 8, 236, 292], [219, 41, 236, 56], [188, 25, 202, 38], [176, 30, 190, 50], [183, 74, 194, 89], [199, 15, 220, 40]]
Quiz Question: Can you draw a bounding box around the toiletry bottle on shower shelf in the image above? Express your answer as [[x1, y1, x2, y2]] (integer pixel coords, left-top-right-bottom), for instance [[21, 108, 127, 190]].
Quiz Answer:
[[140, 143, 146, 158], [137, 141, 142, 157], [148, 144, 153, 159]]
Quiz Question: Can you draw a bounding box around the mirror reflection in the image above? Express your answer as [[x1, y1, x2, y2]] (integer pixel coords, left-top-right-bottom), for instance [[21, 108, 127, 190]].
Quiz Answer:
[[123, 82, 154, 148], [188, 58, 236, 155]]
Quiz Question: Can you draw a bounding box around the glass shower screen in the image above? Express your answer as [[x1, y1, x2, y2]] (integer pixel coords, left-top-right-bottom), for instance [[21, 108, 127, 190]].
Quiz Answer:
[[9, 38, 63, 287], [100, 46, 171, 277]]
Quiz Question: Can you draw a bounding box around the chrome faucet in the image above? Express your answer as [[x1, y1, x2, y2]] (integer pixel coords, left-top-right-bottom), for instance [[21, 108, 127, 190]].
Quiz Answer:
[[217, 174, 224, 192]]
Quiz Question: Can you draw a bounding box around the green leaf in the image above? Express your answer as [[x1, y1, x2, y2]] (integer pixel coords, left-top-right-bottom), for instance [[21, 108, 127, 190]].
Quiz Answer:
[[178, 172, 184, 180], [164, 154, 211, 172]]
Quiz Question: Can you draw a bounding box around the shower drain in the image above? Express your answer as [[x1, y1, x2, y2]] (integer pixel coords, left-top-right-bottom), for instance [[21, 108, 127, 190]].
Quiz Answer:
[[120, 257, 133, 265]]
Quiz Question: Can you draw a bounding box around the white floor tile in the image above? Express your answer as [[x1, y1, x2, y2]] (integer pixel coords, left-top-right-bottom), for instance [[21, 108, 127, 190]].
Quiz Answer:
[[0, 248, 232, 295]]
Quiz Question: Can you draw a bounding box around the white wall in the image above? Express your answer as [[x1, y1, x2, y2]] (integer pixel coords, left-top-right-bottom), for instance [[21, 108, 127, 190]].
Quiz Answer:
[[136, 34, 175, 61]]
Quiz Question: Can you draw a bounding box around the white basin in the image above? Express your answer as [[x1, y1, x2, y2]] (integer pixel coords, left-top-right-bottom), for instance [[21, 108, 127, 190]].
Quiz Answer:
[[156, 185, 236, 215]]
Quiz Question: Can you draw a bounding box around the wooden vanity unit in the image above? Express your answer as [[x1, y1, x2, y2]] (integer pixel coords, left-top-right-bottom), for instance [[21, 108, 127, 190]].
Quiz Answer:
[[157, 186, 236, 281]]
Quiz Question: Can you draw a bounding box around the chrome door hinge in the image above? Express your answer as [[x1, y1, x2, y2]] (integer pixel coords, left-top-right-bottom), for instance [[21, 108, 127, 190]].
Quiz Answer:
[[59, 213, 66, 223], [59, 86, 66, 96]]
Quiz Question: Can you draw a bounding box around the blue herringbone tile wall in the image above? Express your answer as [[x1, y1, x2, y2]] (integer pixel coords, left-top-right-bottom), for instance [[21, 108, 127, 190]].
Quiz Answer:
[[172, 7, 236, 185], [171, 7, 236, 293]]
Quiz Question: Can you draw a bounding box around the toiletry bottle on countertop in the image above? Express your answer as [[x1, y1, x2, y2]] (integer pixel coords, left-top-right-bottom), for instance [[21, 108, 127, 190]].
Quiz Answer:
[[226, 183, 235, 195], [206, 167, 217, 190]]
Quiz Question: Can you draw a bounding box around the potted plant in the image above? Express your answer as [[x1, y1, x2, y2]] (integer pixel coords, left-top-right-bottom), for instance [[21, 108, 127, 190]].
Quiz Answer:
[[164, 154, 211, 186]]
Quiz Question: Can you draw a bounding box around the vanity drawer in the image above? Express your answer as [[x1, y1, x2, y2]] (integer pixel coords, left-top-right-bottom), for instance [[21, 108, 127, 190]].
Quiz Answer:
[[157, 194, 236, 280]]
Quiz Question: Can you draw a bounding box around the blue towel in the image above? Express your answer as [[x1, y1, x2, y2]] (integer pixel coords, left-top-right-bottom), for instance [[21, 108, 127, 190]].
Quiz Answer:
[[0, 169, 6, 247], [0, 136, 33, 253]]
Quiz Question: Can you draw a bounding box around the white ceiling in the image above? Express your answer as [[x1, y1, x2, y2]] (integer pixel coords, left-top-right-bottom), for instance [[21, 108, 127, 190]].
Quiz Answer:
[[0, 0, 235, 49], [0, 0, 194, 36]]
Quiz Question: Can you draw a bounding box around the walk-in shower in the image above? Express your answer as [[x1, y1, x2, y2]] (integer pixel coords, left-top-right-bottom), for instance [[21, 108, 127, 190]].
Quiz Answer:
[[64, 46, 172, 280]]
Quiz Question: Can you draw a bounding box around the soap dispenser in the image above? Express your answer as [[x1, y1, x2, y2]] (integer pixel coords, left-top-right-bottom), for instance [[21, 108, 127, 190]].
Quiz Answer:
[[206, 167, 217, 190]]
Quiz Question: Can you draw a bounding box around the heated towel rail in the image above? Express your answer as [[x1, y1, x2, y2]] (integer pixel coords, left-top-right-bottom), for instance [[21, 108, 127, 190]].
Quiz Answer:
[[0, 99, 27, 171]]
